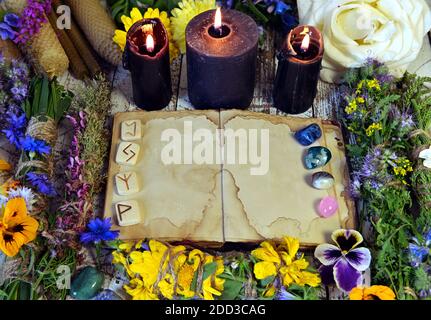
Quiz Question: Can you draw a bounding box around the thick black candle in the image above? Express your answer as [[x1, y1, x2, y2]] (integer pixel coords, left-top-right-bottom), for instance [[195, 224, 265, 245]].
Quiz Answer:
[[273, 25, 324, 114], [123, 18, 172, 110], [186, 9, 258, 109]]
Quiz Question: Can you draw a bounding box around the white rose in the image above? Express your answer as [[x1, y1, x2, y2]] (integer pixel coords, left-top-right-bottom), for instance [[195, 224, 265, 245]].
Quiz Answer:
[[298, 0, 431, 83]]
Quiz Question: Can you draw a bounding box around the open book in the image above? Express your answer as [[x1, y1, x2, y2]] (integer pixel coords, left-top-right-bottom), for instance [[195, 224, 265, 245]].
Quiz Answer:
[[104, 110, 355, 246]]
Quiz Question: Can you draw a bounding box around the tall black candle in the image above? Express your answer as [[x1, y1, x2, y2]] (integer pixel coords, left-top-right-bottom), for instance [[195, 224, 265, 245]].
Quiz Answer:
[[273, 25, 324, 114], [123, 18, 172, 110], [186, 8, 258, 109]]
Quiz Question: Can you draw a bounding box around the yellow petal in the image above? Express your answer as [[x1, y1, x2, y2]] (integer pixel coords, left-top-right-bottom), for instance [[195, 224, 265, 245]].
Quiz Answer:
[[251, 241, 281, 264], [3, 198, 28, 224], [113, 30, 127, 51], [253, 261, 277, 280], [281, 236, 300, 257], [130, 7, 143, 24], [121, 16, 134, 32], [0, 160, 11, 171]]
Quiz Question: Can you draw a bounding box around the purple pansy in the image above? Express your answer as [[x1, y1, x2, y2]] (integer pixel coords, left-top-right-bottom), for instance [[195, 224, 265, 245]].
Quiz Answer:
[[314, 229, 371, 292]]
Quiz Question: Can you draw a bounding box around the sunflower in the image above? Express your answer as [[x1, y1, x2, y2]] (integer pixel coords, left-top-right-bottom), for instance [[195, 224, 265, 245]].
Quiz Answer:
[[113, 7, 179, 61], [171, 0, 216, 53], [349, 285, 396, 300], [0, 198, 38, 257]]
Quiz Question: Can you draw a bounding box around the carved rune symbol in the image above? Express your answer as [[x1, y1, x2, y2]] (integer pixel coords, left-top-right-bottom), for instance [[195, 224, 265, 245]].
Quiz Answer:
[[117, 203, 132, 221], [117, 173, 132, 190], [123, 144, 137, 162], [125, 121, 137, 137]]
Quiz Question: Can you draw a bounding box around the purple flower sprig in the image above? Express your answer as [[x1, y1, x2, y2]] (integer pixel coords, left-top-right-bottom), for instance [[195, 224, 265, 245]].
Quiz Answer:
[[14, 0, 52, 45]]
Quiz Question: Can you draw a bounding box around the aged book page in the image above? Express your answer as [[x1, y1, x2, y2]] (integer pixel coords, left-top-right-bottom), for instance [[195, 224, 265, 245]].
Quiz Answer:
[[106, 111, 224, 243], [221, 111, 352, 245]]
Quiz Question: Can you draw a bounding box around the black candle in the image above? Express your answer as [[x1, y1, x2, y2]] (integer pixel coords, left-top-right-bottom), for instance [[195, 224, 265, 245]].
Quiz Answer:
[[273, 25, 324, 114], [123, 18, 172, 110], [186, 8, 258, 109]]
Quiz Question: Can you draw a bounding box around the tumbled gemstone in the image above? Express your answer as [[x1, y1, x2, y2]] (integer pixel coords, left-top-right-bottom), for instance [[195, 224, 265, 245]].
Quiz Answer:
[[294, 124, 322, 146], [318, 196, 338, 218], [70, 266, 104, 300], [304, 146, 332, 169], [312, 172, 335, 190]]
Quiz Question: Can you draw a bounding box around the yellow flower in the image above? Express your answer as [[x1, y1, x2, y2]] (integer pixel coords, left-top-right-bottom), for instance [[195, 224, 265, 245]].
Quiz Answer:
[[252, 237, 321, 291], [118, 241, 134, 252], [365, 122, 383, 136], [124, 278, 159, 300], [345, 99, 357, 115], [356, 96, 365, 104], [350, 285, 396, 300], [158, 273, 175, 299], [113, 7, 179, 61], [0, 198, 38, 257], [171, 0, 216, 53], [367, 79, 381, 91], [201, 255, 225, 300], [252, 241, 281, 280]]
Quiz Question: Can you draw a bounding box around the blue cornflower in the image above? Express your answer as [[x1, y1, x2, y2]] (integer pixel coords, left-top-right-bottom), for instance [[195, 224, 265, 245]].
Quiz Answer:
[[26, 172, 56, 196], [4, 13, 20, 28], [276, 287, 296, 300], [2, 127, 23, 148], [80, 218, 120, 244], [0, 22, 16, 40], [408, 230, 431, 267], [21, 135, 51, 155], [7, 111, 27, 129]]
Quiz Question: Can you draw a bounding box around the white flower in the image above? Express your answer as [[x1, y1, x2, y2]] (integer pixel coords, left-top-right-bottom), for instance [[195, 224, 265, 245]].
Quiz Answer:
[[0, 195, 7, 208], [419, 147, 431, 169], [7, 187, 36, 211], [298, 0, 431, 83]]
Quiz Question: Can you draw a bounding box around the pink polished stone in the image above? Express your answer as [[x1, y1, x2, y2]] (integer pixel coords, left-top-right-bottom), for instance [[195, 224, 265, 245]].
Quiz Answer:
[[318, 196, 338, 218]]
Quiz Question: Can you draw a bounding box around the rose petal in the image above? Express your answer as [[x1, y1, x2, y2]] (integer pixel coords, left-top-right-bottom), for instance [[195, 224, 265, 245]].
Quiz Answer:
[[333, 258, 363, 292], [423, 159, 431, 169], [419, 148, 431, 160], [314, 243, 342, 266], [345, 247, 371, 271], [332, 229, 363, 251]]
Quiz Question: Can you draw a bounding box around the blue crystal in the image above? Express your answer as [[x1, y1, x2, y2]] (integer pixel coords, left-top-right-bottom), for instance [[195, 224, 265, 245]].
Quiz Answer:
[[92, 289, 122, 300], [304, 146, 332, 170], [294, 124, 322, 146]]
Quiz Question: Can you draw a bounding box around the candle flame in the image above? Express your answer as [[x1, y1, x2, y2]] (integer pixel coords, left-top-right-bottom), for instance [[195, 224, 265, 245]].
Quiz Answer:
[[300, 33, 310, 52], [214, 7, 222, 30], [146, 34, 155, 53]]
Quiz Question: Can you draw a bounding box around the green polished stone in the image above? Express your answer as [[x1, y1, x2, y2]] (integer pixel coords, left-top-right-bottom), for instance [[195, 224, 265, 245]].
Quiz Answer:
[[304, 146, 332, 170], [70, 266, 104, 300]]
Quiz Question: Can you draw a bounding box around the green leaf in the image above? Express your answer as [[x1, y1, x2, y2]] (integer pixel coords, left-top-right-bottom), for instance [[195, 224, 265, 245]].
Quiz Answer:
[[260, 275, 275, 287], [190, 270, 198, 292], [219, 279, 243, 300], [39, 77, 50, 116], [202, 262, 218, 281]]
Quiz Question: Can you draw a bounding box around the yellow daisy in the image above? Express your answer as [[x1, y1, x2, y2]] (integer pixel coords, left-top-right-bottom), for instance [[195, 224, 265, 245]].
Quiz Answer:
[[171, 0, 216, 53], [113, 7, 179, 61]]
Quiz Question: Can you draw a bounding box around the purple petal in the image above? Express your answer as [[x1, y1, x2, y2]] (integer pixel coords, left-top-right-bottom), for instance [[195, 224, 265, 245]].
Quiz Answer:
[[318, 264, 335, 286], [333, 258, 362, 292], [345, 247, 371, 271], [314, 243, 342, 266]]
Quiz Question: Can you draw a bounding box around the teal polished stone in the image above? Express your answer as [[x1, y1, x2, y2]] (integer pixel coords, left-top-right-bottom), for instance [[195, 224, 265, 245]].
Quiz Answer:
[[70, 266, 104, 300], [304, 147, 332, 170]]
